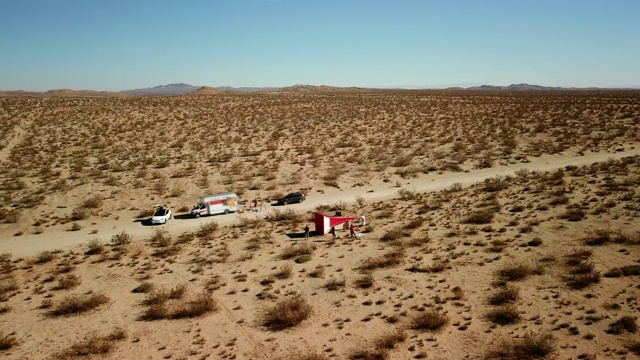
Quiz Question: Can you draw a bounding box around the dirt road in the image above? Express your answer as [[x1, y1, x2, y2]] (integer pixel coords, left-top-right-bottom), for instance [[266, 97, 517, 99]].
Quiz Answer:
[[1, 147, 638, 258]]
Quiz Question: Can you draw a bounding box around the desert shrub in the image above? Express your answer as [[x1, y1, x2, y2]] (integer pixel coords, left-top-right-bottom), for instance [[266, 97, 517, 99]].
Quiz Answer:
[[611, 265, 640, 277], [462, 209, 495, 224], [488, 286, 520, 306], [485, 305, 521, 325], [85, 239, 104, 255], [583, 228, 612, 246], [606, 316, 637, 335], [82, 195, 103, 209], [360, 249, 405, 271], [0, 332, 18, 351], [170, 292, 217, 319], [323, 277, 346, 291], [486, 332, 555, 359], [559, 207, 585, 221], [50, 328, 125, 359], [111, 231, 131, 246], [135, 208, 155, 219], [565, 272, 601, 290], [0, 209, 20, 224], [0, 277, 18, 300], [149, 228, 172, 247], [397, 188, 416, 200], [627, 341, 640, 355], [280, 243, 315, 260], [70, 207, 90, 221], [380, 227, 411, 242], [353, 273, 375, 289], [307, 265, 325, 278], [131, 282, 154, 293], [274, 264, 293, 279], [282, 352, 329, 360], [349, 349, 387, 360], [53, 274, 81, 290], [374, 331, 406, 350], [409, 310, 449, 332], [33, 251, 56, 264], [198, 221, 218, 239], [260, 295, 312, 330], [527, 238, 543, 247], [270, 208, 304, 224], [496, 264, 534, 282], [48, 293, 109, 316], [484, 176, 509, 192]]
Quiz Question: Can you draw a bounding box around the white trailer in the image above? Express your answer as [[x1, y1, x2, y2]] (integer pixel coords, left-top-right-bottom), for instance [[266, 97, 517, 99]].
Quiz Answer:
[[191, 192, 241, 217]]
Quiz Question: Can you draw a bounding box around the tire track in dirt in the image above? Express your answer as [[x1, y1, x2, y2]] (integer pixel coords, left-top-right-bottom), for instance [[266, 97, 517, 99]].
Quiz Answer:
[[1, 146, 638, 257]]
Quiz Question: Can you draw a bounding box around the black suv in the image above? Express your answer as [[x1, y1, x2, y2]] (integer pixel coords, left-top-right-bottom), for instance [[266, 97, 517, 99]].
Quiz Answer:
[[276, 192, 305, 205]]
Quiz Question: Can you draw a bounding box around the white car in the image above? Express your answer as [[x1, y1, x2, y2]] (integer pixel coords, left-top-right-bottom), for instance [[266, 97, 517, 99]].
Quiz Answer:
[[151, 207, 172, 224]]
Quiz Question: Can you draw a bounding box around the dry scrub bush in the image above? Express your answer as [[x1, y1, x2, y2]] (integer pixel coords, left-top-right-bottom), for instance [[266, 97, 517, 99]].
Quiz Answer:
[[280, 243, 315, 260], [606, 316, 637, 335], [110, 231, 131, 246], [49, 327, 126, 359], [485, 305, 521, 325], [140, 291, 217, 320], [409, 310, 449, 332], [84, 239, 104, 255], [198, 221, 218, 239], [260, 295, 312, 330], [374, 330, 407, 350], [603, 265, 640, 278], [349, 349, 387, 360], [462, 209, 495, 224], [353, 273, 375, 289], [360, 249, 405, 271], [33, 250, 56, 264], [48, 293, 109, 316], [496, 264, 541, 283], [323, 277, 346, 291], [486, 332, 555, 359], [0, 277, 18, 301], [0, 332, 18, 351], [53, 274, 81, 291], [488, 286, 520, 306]]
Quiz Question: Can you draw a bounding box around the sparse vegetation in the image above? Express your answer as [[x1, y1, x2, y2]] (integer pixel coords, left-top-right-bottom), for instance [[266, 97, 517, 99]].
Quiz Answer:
[[260, 295, 312, 330]]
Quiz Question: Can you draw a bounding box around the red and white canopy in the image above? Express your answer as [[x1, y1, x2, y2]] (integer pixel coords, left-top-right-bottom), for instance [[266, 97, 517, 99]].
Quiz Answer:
[[314, 212, 358, 235]]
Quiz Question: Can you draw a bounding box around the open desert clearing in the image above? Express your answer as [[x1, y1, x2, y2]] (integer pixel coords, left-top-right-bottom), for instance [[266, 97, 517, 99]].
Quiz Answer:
[[0, 90, 639, 360], [0, 150, 639, 359], [0, 146, 638, 258]]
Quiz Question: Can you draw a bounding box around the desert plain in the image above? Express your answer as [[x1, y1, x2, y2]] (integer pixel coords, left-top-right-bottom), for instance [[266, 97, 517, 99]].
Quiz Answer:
[[0, 88, 639, 359]]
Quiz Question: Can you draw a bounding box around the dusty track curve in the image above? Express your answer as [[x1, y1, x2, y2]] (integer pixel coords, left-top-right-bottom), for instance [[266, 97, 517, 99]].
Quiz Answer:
[[1, 146, 638, 257]]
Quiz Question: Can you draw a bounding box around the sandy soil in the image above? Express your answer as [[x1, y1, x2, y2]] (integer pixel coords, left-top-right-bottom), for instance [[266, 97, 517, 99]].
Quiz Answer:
[[1, 91, 639, 360]]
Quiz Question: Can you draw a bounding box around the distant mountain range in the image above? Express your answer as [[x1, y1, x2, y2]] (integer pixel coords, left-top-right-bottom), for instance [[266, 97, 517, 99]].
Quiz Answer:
[[1, 83, 638, 97], [122, 83, 279, 95]]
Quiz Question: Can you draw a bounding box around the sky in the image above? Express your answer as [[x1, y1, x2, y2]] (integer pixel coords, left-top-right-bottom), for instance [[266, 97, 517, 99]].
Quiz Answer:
[[1, 0, 639, 91]]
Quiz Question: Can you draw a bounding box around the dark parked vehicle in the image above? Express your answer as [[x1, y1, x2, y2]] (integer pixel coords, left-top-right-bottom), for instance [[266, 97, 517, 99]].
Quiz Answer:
[[276, 192, 305, 205]]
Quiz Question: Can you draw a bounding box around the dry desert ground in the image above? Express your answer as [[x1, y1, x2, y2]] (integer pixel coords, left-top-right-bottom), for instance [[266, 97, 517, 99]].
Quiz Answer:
[[0, 89, 639, 359]]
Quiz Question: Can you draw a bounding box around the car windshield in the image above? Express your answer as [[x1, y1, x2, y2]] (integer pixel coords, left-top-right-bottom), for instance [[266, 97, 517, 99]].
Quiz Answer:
[[154, 209, 166, 216], [286, 193, 298, 198]]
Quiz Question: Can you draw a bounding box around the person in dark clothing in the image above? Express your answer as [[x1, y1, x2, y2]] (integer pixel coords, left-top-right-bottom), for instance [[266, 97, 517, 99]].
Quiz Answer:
[[330, 226, 336, 239], [304, 225, 310, 240], [350, 224, 356, 238]]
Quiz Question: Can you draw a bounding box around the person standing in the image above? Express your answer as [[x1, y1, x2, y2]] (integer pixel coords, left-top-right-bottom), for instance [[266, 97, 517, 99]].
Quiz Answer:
[[350, 224, 356, 238], [330, 226, 336, 240], [304, 224, 310, 240]]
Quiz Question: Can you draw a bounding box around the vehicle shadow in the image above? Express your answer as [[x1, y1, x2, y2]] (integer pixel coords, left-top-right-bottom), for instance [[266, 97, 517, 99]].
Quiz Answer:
[[133, 218, 154, 226], [173, 213, 193, 220]]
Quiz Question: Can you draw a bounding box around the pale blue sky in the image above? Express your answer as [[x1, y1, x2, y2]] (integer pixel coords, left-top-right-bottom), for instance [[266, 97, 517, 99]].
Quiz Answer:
[[1, 0, 638, 91]]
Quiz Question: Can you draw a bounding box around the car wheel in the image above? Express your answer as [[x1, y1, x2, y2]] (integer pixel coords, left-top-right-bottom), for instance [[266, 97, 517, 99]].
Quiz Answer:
[[298, 198, 303, 203], [283, 200, 288, 205], [195, 213, 200, 218], [224, 209, 231, 214]]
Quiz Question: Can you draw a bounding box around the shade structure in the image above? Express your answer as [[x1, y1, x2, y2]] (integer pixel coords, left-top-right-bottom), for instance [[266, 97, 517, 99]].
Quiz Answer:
[[314, 212, 358, 235]]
